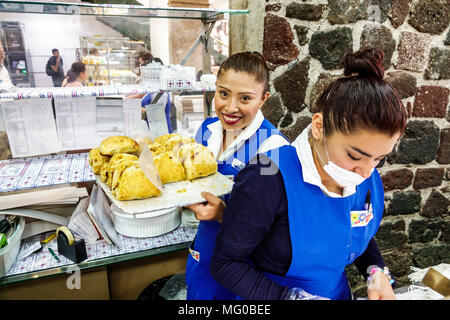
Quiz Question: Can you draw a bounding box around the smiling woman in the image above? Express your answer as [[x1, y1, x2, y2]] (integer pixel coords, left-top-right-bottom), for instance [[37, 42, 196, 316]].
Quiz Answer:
[[184, 51, 290, 300]]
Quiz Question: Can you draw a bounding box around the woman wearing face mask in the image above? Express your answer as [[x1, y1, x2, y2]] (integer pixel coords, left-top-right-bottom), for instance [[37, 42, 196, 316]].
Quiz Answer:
[[209, 48, 407, 300], [185, 51, 290, 300]]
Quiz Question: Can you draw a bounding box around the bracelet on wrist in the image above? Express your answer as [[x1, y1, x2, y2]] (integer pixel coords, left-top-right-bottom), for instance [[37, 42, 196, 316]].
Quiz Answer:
[[366, 265, 394, 285]]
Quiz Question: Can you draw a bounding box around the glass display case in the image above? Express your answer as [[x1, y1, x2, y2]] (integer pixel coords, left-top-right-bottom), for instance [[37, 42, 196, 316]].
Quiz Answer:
[[79, 36, 146, 86]]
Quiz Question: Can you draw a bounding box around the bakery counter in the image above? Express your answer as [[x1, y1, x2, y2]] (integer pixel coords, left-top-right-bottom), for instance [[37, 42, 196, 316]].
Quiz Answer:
[[0, 226, 195, 300]]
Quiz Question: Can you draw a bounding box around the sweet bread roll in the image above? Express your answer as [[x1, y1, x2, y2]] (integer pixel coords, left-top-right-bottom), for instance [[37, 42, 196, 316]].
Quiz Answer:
[[164, 135, 196, 154], [136, 137, 154, 156], [88, 147, 109, 174], [107, 153, 139, 187], [153, 133, 181, 146], [179, 143, 217, 180], [100, 157, 111, 183], [154, 151, 186, 184], [113, 165, 161, 200], [148, 142, 166, 156], [111, 160, 139, 191], [99, 135, 139, 156]]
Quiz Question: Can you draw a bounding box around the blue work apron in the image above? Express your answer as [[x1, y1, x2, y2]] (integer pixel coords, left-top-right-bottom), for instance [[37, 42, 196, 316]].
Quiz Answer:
[[260, 145, 384, 300], [185, 117, 287, 300]]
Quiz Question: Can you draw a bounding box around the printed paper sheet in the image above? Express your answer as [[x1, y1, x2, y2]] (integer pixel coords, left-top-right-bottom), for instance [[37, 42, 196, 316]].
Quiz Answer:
[[1, 99, 60, 157]]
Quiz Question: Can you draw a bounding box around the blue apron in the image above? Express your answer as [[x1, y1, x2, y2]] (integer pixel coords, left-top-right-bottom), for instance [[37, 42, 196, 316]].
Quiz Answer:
[[185, 117, 287, 300], [261, 145, 384, 300]]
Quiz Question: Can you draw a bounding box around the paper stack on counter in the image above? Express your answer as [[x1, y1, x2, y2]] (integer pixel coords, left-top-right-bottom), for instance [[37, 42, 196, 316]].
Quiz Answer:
[[0, 184, 89, 239]]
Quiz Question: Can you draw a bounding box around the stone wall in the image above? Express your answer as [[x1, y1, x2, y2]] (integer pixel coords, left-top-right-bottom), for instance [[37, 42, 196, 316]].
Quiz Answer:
[[260, 0, 449, 295]]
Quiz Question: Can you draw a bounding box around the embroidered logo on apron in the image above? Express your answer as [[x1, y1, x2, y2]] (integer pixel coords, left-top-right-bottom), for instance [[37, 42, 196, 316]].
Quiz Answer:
[[350, 207, 373, 227]]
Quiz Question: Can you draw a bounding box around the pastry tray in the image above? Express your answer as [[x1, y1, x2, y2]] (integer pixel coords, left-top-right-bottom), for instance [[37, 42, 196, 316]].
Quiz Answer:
[[95, 172, 234, 214]]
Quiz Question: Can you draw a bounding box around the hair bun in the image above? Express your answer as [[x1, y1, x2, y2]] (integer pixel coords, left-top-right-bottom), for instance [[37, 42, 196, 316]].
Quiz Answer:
[[343, 48, 385, 79]]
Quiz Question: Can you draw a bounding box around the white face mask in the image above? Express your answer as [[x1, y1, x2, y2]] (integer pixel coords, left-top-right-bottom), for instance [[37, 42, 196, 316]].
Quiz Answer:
[[313, 133, 371, 188]]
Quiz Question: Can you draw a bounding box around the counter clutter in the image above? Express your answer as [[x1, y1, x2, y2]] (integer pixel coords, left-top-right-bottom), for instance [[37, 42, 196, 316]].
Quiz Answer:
[[0, 132, 229, 280]]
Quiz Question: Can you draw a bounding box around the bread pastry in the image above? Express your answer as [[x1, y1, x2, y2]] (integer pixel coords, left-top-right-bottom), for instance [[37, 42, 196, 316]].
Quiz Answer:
[[136, 137, 154, 156], [153, 133, 181, 146], [111, 160, 139, 191], [164, 135, 196, 154], [148, 142, 166, 156], [107, 153, 139, 187], [113, 165, 161, 200], [88, 147, 109, 174], [100, 157, 111, 183], [99, 136, 139, 156], [178, 143, 217, 180], [154, 151, 187, 184]]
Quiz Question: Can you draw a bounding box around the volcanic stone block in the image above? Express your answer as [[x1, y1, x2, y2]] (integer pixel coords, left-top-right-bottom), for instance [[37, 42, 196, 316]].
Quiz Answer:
[[408, 218, 442, 243], [375, 219, 407, 250], [280, 116, 312, 143], [389, 0, 413, 28], [413, 168, 445, 189], [388, 120, 440, 164], [294, 25, 309, 46], [309, 27, 353, 70], [396, 32, 430, 72], [309, 72, 340, 113], [261, 94, 285, 127], [425, 47, 450, 80], [412, 86, 449, 118], [360, 24, 396, 70], [327, 0, 368, 24], [413, 244, 450, 268], [381, 168, 413, 192], [437, 128, 450, 164], [286, 3, 324, 21], [273, 57, 310, 113], [384, 71, 417, 99], [263, 14, 299, 66], [409, 0, 450, 35], [387, 190, 421, 215], [420, 189, 450, 218]]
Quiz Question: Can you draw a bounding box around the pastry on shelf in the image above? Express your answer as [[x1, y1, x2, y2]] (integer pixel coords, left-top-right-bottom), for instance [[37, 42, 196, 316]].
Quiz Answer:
[[88, 147, 109, 174], [113, 164, 161, 200], [99, 135, 139, 156], [154, 151, 187, 184]]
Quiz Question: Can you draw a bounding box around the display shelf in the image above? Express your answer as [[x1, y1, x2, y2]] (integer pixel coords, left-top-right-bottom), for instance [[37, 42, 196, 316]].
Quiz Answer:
[[0, 83, 215, 100], [0, 0, 248, 21]]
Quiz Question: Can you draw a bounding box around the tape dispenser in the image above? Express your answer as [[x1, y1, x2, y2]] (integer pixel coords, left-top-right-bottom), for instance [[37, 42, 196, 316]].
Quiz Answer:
[[56, 226, 87, 264]]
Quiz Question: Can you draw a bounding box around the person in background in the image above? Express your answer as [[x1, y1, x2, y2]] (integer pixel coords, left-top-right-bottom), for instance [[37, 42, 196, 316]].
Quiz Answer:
[[46, 48, 65, 87], [209, 48, 406, 300], [185, 51, 290, 300], [138, 51, 153, 68], [61, 62, 88, 87], [0, 42, 16, 92]]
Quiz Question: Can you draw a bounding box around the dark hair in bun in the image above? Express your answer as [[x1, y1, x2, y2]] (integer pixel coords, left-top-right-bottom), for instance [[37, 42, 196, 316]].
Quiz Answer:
[[66, 62, 86, 83], [343, 48, 385, 79], [217, 51, 270, 95], [316, 48, 407, 137]]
